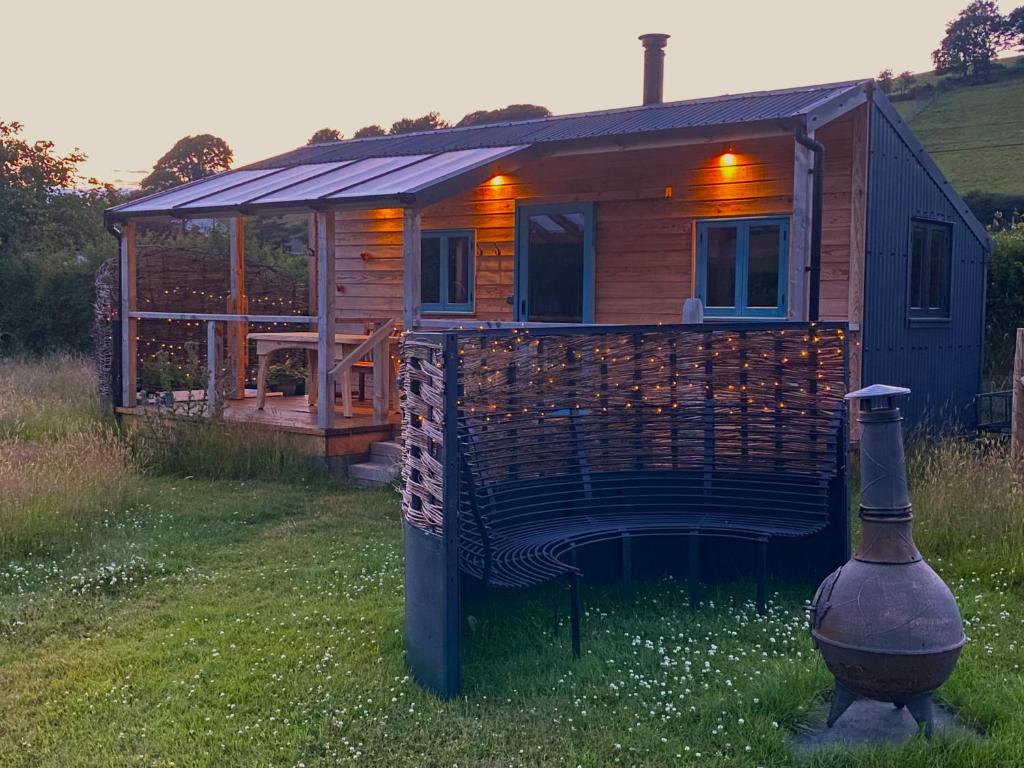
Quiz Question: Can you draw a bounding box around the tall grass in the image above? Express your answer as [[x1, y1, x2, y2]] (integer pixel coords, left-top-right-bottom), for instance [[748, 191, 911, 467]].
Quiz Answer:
[[0, 355, 102, 441], [126, 412, 329, 484], [0, 356, 137, 559], [906, 436, 1024, 578]]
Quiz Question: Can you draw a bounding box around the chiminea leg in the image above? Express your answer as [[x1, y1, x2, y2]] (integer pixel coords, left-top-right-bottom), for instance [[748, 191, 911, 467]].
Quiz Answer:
[[826, 682, 857, 728], [905, 694, 934, 739]]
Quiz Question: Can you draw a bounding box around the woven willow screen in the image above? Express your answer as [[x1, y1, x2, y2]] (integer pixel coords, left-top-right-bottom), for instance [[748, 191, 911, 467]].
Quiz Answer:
[[400, 324, 848, 535]]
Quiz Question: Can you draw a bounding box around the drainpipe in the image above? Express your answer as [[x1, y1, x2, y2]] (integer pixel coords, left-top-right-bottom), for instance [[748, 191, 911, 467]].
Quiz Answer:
[[104, 213, 124, 408], [795, 132, 824, 322]]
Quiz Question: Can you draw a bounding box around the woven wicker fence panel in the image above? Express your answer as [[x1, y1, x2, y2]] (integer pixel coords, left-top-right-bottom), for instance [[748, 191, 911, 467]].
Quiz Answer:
[[456, 326, 847, 484], [93, 247, 309, 398], [399, 324, 847, 534], [400, 336, 447, 533]]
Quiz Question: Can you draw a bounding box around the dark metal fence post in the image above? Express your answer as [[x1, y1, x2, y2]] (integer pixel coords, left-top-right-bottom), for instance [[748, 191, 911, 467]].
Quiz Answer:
[[440, 332, 462, 697]]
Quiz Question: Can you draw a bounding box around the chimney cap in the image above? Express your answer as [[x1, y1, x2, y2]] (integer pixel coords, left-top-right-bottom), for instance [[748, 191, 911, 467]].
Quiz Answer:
[[638, 33, 670, 47]]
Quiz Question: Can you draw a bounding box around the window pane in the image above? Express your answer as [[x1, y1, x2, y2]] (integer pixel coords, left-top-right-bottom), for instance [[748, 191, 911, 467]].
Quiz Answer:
[[421, 236, 441, 305], [928, 226, 951, 312], [526, 212, 585, 323], [747, 225, 782, 308], [447, 236, 471, 306], [909, 225, 926, 310], [706, 227, 737, 308]]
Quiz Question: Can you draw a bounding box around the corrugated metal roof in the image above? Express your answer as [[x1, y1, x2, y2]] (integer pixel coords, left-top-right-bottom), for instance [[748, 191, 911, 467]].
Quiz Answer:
[[109, 80, 868, 219], [244, 81, 864, 170]]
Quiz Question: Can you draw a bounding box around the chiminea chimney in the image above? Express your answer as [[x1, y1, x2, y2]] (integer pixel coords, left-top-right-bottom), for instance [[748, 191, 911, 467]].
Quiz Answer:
[[639, 33, 670, 105]]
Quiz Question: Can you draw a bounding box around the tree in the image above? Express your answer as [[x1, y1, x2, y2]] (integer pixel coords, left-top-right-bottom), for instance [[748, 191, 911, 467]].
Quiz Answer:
[[0, 120, 118, 353], [389, 112, 450, 135], [932, 1, 1011, 82], [1008, 5, 1024, 50], [896, 70, 917, 97], [876, 68, 895, 94], [353, 124, 386, 138], [308, 127, 342, 144], [140, 134, 233, 193], [456, 104, 551, 128]]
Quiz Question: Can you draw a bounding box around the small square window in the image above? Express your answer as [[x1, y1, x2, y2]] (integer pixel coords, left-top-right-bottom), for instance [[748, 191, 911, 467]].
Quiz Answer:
[[908, 220, 952, 320], [696, 217, 788, 318], [421, 230, 474, 313]]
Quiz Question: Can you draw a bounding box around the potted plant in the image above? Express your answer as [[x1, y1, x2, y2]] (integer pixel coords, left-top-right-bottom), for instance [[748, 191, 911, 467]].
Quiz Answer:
[[267, 358, 307, 397]]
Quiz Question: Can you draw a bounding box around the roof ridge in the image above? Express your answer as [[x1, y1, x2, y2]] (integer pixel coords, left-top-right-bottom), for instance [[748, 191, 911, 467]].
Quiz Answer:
[[303, 79, 870, 149]]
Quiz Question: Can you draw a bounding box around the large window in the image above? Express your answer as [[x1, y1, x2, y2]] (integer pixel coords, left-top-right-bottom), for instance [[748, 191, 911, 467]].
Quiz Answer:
[[421, 230, 474, 313], [696, 217, 788, 318], [909, 219, 952, 320], [515, 203, 595, 323]]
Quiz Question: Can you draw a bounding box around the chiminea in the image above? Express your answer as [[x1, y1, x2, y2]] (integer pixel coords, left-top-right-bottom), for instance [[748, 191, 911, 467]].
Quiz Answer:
[[809, 384, 965, 738]]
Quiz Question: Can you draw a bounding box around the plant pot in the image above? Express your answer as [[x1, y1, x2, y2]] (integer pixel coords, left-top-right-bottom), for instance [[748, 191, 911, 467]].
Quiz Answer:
[[270, 380, 302, 397]]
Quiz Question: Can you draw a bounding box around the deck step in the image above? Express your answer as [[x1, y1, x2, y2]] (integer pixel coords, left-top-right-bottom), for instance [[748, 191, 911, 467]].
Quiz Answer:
[[370, 440, 403, 464], [349, 459, 401, 487]]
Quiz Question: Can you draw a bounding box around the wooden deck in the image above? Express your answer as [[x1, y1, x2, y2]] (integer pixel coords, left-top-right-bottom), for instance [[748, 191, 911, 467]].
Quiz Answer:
[[116, 393, 399, 469]]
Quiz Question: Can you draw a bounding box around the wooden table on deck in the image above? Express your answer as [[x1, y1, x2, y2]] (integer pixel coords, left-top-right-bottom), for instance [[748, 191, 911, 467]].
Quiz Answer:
[[247, 331, 396, 419]]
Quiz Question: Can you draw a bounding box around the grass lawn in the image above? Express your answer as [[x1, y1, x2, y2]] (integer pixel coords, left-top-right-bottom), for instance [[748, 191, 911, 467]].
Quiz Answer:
[[2, 358, 1024, 767]]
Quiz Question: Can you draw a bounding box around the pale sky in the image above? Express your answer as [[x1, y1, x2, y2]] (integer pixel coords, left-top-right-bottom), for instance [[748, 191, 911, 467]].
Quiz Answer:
[[4, 0, 997, 186]]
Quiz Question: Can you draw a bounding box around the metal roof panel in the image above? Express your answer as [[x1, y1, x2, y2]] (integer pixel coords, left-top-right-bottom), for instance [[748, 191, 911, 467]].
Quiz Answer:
[[328, 146, 527, 199], [110, 169, 277, 214], [173, 161, 355, 210], [251, 155, 432, 204]]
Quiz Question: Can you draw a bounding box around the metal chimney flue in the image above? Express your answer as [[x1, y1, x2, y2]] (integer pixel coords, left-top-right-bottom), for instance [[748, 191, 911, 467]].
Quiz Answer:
[[639, 33, 670, 105]]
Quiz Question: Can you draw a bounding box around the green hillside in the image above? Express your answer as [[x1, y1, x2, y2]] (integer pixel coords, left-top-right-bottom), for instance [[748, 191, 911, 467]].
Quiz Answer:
[[892, 57, 1024, 196]]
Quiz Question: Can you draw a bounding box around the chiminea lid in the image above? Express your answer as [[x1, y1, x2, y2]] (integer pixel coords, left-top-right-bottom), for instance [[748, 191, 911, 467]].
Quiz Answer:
[[845, 384, 911, 401]]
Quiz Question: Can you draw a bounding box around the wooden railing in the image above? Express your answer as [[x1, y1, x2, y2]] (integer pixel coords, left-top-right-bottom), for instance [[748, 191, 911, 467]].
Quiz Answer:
[[328, 318, 397, 422]]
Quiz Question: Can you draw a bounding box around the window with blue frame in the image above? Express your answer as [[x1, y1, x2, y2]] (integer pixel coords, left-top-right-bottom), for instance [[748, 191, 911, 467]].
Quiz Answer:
[[421, 230, 475, 313], [696, 217, 789, 317]]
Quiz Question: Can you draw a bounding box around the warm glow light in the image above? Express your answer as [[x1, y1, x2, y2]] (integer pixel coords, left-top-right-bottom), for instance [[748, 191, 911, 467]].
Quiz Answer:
[[489, 174, 507, 186], [720, 151, 737, 167]]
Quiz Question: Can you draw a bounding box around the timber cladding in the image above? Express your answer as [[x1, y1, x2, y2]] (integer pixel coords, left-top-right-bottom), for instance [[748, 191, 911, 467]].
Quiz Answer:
[[332, 106, 865, 332]]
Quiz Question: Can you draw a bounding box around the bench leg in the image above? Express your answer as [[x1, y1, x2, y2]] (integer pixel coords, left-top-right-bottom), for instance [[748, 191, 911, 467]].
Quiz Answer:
[[688, 535, 700, 609], [569, 572, 582, 659], [756, 540, 768, 615], [621, 533, 633, 603]]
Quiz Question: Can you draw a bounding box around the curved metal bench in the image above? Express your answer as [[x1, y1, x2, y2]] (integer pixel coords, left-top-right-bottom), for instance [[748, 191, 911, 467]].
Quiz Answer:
[[458, 407, 844, 656]]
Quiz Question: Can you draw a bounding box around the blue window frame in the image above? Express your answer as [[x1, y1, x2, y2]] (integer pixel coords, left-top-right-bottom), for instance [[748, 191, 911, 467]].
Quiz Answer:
[[514, 202, 596, 323], [421, 229, 475, 314], [696, 217, 789, 318]]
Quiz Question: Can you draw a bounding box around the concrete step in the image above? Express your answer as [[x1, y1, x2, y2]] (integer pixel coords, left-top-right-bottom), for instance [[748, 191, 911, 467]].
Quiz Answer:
[[370, 440, 403, 465], [349, 460, 401, 487]]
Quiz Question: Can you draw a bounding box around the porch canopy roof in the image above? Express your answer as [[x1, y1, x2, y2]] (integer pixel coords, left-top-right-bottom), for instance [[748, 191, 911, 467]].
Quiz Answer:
[[106, 144, 529, 220], [107, 79, 872, 222]]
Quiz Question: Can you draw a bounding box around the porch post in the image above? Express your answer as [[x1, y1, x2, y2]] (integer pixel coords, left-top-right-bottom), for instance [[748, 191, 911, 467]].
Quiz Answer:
[[119, 220, 138, 407], [316, 209, 337, 429], [790, 137, 814, 321], [228, 216, 247, 398], [402, 208, 422, 330]]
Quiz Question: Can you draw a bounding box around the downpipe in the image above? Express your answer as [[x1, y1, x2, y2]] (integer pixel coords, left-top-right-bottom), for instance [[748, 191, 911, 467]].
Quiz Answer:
[[795, 132, 824, 323]]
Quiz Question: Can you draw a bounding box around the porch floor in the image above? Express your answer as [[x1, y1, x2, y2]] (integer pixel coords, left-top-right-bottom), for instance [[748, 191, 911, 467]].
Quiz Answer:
[[116, 393, 400, 467]]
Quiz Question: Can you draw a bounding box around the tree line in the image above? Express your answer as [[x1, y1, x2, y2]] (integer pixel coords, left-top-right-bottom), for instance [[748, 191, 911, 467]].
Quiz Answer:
[[877, 1, 1024, 96], [141, 104, 550, 194]]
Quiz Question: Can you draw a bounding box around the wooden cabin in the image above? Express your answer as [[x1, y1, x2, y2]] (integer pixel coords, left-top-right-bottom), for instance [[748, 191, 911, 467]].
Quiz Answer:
[[106, 38, 990, 477]]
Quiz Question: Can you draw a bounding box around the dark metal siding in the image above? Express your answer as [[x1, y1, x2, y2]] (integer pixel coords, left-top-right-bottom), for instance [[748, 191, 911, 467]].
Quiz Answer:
[[862, 103, 988, 430]]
